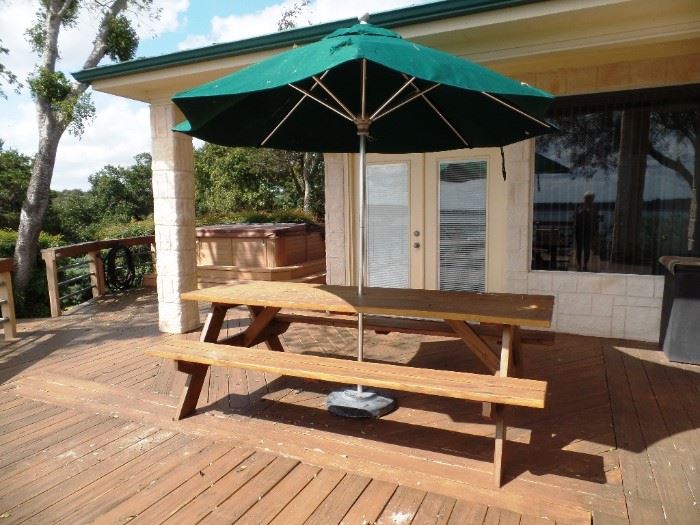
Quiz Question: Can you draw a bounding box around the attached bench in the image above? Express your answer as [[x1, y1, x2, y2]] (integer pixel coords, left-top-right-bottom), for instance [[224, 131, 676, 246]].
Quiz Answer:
[[147, 338, 547, 487]]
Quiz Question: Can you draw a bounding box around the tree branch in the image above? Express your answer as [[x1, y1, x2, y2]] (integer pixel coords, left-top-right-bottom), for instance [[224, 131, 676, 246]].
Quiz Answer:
[[76, 0, 128, 95], [647, 144, 693, 187]]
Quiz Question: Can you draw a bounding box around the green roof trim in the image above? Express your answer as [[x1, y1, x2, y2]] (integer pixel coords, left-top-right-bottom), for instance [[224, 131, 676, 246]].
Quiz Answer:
[[72, 0, 545, 84]]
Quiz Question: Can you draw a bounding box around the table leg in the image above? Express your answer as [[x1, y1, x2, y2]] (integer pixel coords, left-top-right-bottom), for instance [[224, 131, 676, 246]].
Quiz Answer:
[[247, 306, 285, 350], [201, 303, 230, 343], [218, 306, 287, 349], [175, 361, 209, 420], [445, 319, 499, 373], [493, 324, 515, 487]]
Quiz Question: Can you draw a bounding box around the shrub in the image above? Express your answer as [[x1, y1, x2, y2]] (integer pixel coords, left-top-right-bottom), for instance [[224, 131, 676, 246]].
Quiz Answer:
[[95, 217, 155, 239], [0, 229, 64, 318], [196, 209, 318, 226]]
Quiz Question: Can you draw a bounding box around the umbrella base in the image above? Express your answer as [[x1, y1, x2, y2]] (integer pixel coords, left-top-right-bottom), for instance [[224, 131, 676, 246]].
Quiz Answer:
[[326, 388, 397, 418]]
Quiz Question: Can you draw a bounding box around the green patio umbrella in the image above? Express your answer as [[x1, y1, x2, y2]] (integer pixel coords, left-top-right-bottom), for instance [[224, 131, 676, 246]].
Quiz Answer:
[[173, 17, 554, 417]]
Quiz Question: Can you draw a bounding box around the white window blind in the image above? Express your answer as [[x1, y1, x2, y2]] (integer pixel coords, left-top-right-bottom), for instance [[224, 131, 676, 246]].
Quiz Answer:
[[366, 163, 409, 288], [439, 160, 487, 292]]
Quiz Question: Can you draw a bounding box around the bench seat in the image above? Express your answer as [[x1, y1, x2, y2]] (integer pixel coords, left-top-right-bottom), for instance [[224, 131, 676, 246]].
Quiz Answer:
[[147, 338, 547, 487], [147, 339, 546, 408]]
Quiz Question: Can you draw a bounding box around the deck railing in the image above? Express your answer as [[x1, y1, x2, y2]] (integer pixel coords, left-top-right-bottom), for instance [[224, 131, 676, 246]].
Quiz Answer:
[[41, 236, 155, 317], [0, 258, 18, 340]]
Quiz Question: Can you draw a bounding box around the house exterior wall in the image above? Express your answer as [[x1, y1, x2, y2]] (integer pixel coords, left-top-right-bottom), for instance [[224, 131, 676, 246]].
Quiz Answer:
[[512, 53, 700, 342], [324, 51, 699, 343]]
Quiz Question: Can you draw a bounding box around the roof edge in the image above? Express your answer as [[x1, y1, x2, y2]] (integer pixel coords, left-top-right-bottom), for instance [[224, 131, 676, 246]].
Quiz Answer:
[[72, 0, 544, 84]]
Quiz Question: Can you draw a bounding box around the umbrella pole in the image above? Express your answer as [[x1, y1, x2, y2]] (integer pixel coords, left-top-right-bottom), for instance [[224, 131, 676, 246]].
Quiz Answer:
[[356, 132, 366, 394], [326, 123, 397, 418]]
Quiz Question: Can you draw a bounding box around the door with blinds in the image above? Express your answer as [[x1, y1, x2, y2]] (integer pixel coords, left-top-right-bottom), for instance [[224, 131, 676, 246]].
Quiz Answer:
[[364, 152, 489, 291], [437, 160, 487, 291], [365, 155, 423, 289]]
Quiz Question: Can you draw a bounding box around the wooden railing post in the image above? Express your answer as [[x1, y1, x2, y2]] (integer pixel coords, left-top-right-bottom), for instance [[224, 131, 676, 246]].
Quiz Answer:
[[0, 258, 18, 340], [87, 250, 105, 298], [42, 250, 62, 317]]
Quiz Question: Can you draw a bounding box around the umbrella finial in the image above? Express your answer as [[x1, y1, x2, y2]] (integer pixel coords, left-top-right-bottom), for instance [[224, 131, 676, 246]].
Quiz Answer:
[[358, 13, 370, 24]]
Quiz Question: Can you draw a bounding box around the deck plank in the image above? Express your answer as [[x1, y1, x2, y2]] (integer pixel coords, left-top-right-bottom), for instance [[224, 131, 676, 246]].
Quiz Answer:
[[268, 469, 346, 525], [235, 462, 321, 525], [1, 290, 697, 525]]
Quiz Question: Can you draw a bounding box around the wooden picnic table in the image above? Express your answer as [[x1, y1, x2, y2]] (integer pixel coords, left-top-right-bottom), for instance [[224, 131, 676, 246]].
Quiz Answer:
[[167, 280, 554, 487], [181, 280, 554, 376]]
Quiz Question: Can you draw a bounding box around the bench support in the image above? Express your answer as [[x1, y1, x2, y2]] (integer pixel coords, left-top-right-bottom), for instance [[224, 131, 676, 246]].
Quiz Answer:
[[175, 360, 209, 420]]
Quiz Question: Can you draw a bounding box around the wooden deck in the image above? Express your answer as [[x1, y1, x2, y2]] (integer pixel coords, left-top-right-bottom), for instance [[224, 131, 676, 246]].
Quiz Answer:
[[0, 289, 698, 524]]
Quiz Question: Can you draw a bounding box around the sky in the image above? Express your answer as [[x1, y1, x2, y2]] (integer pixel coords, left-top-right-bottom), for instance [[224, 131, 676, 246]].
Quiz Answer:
[[0, 0, 438, 190]]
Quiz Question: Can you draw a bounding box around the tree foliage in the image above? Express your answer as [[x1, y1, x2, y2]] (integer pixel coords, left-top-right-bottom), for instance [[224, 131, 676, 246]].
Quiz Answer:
[[194, 145, 324, 219], [277, 0, 310, 31], [0, 141, 33, 229], [14, 0, 159, 293], [0, 39, 20, 99]]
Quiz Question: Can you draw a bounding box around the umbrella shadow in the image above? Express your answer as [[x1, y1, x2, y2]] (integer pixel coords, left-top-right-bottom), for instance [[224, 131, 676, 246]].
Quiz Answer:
[[198, 337, 617, 485], [201, 334, 700, 487]]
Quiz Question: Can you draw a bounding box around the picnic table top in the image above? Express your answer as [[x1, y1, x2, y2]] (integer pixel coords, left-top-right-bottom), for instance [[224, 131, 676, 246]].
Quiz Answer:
[[181, 281, 554, 328]]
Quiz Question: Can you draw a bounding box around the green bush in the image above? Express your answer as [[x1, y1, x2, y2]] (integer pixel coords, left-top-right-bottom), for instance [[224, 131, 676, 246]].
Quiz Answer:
[[196, 209, 318, 226], [0, 229, 64, 318], [96, 217, 155, 239]]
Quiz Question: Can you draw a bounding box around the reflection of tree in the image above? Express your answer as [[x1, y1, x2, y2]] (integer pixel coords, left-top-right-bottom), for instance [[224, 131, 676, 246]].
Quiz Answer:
[[542, 100, 698, 265], [647, 110, 699, 254]]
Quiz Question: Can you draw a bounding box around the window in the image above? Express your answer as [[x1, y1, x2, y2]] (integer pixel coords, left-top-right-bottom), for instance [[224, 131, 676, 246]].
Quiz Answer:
[[439, 160, 487, 292], [532, 85, 699, 275], [367, 163, 410, 288]]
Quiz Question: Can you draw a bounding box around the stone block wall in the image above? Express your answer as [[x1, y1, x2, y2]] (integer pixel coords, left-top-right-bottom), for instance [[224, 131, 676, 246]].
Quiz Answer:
[[526, 271, 663, 341]]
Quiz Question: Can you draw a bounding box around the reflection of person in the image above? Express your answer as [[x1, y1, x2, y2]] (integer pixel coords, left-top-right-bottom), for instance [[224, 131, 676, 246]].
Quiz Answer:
[[574, 192, 599, 271]]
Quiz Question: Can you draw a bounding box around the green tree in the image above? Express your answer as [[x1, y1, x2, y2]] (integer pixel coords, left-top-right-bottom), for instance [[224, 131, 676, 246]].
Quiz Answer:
[[0, 141, 32, 229], [89, 152, 153, 222], [49, 188, 96, 241], [14, 0, 159, 294], [194, 144, 278, 214]]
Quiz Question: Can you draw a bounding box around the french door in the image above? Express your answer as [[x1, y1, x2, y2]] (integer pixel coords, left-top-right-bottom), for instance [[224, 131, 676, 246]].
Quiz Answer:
[[365, 151, 493, 291]]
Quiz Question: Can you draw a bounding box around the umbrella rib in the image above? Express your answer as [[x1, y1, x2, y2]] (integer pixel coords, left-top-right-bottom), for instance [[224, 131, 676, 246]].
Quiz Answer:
[[262, 70, 332, 146], [288, 83, 355, 123], [361, 59, 367, 120], [371, 83, 440, 122], [480, 91, 553, 129], [402, 75, 470, 148], [311, 75, 356, 120], [369, 76, 416, 121]]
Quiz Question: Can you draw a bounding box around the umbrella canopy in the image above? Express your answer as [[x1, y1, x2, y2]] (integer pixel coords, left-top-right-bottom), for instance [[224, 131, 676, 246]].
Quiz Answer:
[[173, 22, 553, 153], [172, 20, 555, 418]]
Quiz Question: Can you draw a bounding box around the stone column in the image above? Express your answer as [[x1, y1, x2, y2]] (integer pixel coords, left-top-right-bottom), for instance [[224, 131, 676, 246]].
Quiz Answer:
[[150, 102, 200, 333]]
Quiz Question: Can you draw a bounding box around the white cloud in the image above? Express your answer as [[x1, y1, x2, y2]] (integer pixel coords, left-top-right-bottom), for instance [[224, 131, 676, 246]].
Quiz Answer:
[[0, 0, 38, 82], [177, 33, 213, 51], [136, 0, 189, 37], [0, 0, 179, 190], [0, 0, 188, 79], [3, 92, 150, 191], [178, 0, 434, 50], [53, 94, 151, 190]]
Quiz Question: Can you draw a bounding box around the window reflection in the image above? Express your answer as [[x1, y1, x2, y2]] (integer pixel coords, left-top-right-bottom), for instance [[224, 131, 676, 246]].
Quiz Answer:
[[532, 86, 699, 275]]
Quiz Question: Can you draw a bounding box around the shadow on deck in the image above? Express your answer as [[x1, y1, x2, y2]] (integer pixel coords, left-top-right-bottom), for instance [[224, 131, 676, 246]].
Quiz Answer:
[[0, 289, 698, 524]]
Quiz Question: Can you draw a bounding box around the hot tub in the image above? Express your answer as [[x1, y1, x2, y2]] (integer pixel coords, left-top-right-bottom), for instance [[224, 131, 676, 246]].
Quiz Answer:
[[195, 223, 325, 286]]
